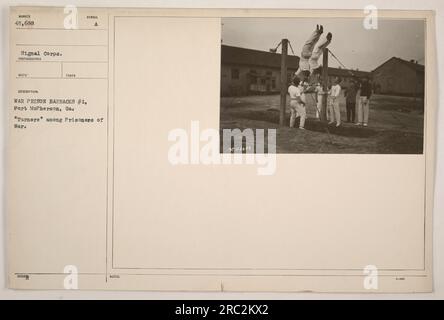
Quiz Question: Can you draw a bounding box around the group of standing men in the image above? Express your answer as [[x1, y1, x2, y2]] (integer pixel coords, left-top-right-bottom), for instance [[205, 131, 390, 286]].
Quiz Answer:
[[344, 77, 373, 127], [288, 76, 373, 130]]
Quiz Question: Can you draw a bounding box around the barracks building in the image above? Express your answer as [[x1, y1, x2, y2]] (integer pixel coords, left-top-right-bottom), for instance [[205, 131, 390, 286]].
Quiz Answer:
[[220, 45, 371, 97], [371, 57, 425, 97]]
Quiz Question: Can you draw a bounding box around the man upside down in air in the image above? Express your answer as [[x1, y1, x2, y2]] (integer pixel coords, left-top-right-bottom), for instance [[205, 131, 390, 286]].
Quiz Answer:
[[295, 25, 333, 84]]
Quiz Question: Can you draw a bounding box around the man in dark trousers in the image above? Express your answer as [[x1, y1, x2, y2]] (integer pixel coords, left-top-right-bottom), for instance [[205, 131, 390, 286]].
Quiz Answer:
[[344, 79, 358, 123]]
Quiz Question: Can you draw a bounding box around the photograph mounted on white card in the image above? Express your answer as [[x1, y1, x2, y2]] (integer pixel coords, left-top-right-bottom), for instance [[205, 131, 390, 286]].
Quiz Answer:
[[7, 7, 436, 292]]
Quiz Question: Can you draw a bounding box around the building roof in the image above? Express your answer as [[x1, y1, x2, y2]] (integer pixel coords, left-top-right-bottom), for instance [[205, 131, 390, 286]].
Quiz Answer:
[[328, 67, 371, 79], [221, 44, 371, 78], [372, 57, 425, 73], [221, 45, 300, 70]]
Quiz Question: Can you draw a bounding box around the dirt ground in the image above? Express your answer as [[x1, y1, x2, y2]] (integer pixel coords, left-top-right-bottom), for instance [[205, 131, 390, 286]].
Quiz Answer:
[[220, 94, 424, 154]]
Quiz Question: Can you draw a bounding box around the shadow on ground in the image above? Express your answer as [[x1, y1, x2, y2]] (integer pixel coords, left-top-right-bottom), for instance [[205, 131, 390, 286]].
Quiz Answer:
[[235, 108, 379, 138]]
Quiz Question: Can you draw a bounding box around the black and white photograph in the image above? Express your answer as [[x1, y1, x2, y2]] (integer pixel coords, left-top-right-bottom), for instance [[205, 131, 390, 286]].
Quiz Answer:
[[220, 18, 426, 154]]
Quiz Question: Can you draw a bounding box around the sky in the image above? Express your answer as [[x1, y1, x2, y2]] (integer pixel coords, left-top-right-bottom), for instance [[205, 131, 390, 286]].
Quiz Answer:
[[221, 18, 425, 71]]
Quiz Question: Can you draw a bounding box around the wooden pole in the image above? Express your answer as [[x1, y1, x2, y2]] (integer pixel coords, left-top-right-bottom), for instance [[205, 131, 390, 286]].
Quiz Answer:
[[279, 39, 288, 126], [321, 48, 329, 122]]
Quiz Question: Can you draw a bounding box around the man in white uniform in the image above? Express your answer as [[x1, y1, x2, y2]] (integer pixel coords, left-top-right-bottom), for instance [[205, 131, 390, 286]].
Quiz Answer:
[[288, 77, 307, 130], [328, 77, 342, 127], [356, 78, 373, 126], [314, 82, 325, 119]]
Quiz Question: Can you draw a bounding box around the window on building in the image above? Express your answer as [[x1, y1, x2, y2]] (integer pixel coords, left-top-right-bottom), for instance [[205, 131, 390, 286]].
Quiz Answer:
[[266, 70, 272, 76], [261, 79, 266, 85], [271, 79, 276, 89], [231, 68, 240, 80]]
